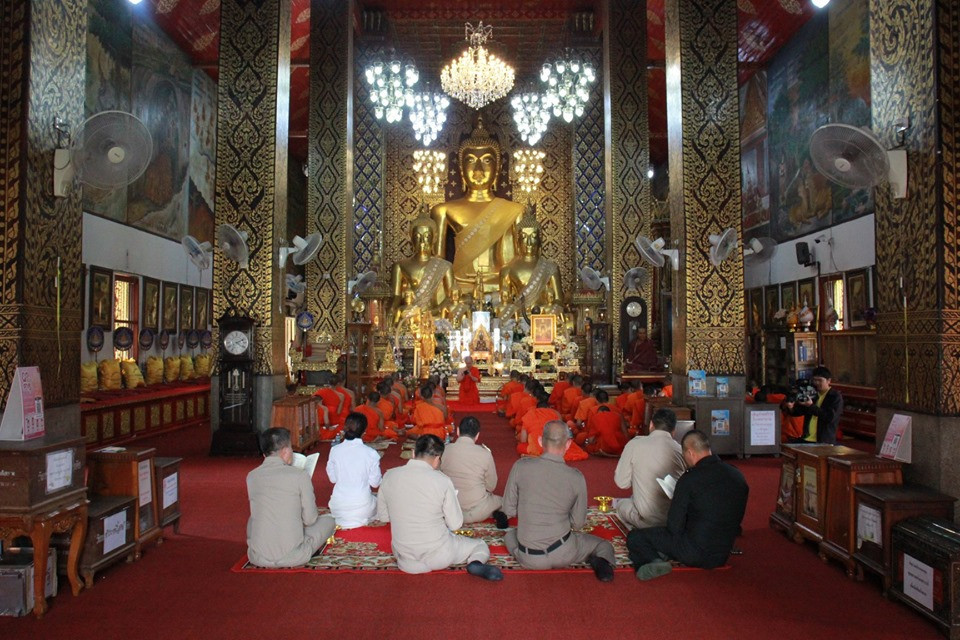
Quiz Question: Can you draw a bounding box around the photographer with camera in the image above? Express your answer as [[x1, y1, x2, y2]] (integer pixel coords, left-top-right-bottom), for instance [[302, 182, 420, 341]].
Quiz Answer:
[[783, 366, 844, 444]]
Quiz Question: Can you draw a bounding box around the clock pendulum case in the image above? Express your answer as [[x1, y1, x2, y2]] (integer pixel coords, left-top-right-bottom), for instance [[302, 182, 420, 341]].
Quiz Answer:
[[210, 315, 261, 455]]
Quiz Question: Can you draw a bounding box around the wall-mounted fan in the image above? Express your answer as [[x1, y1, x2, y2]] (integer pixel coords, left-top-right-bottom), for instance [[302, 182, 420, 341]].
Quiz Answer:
[[635, 236, 679, 271], [54, 110, 153, 197], [743, 236, 777, 265], [349, 271, 377, 295], [181, 235, 212, 271], [809, 123, 907, 199], [623, 266, 649, 291], [279, 233, 323, 268], [286, 274, 306, 295], [580, 267, 610, 291], [708, 228, 739, 267], [284, 274, 306, 316], [218, 224, 250, 269]]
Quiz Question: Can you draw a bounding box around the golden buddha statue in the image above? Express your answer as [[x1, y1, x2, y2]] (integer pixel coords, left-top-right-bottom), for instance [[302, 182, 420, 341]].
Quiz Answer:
[[389, 215, 453, 327], [431, 117, 525, 293], [441, 288, 473, 327], [537, 288, 566, 326], [498, 211, 562, 319]]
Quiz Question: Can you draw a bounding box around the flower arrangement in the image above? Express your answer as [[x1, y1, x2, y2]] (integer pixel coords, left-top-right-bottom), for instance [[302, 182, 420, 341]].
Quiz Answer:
[[434, 318, 453, 333], [429, 355, 453, 380]]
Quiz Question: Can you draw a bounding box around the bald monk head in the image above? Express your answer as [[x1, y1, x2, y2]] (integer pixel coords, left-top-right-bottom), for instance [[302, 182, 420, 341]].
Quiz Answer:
[[414, 434, 445, 470], [539, 420, 573, 455], [420, 384, 435, 401]]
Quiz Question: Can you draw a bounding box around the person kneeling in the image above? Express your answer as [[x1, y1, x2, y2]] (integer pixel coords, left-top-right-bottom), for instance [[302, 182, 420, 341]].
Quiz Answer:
[[441, 416, 509, 529], [502, 421, 617, 582], [377, 435, 502, 580], [246, 428, 335, 567], [326, 412, 383, 529]]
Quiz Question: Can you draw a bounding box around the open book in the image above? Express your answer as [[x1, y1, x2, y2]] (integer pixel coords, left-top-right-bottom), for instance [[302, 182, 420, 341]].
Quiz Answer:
[[292, 452, 320, 479], [657, 474, 678, 499]]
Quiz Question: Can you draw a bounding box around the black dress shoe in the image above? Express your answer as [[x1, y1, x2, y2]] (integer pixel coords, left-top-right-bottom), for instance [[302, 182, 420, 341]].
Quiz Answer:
[[493, 510, 510, 529], [589, 555, 615, 582], [467, 561, 504, 581]]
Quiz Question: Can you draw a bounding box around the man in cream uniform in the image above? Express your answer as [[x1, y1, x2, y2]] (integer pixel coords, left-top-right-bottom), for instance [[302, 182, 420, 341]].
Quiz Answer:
[[377, 434, 503, 580], [614, 408, 686, 529], [440, 416, 509, 528], [246, 428, 336, 567]]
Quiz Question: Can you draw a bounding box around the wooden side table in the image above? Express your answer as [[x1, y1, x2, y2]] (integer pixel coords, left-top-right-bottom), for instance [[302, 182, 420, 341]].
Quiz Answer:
[[86, 447, 162, 558], [0, 488, 88, 618]]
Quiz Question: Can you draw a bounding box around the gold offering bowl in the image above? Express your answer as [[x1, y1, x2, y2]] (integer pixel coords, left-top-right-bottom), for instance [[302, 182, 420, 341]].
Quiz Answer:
[[594, 496, 613, 513], [454, 529, 475, 537], [326, 525, 342, 546]]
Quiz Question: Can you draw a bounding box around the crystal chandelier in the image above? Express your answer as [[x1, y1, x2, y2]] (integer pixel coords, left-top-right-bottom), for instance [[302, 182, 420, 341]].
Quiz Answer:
[[412, 150, 448, 197], [363, 58, 419, 123], [511, 92, 551, 146], [441, 22, 515, 110], [540, 52, 596, 123], [510, 149, 546, 198], [408, 92, 450, 147]]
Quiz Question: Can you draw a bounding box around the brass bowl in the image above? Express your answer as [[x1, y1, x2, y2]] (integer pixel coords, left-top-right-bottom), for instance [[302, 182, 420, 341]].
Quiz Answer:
[[594, 496, 613, 513]]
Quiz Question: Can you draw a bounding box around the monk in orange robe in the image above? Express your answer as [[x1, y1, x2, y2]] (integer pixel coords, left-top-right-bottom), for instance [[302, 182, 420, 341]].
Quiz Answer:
[[560, 378, 585, 421], [497, 370, 523, 415], [408, 385, 448, 439], [570, 384, 598, 430], [517, 392, 560, 455], [577, 406, 628, 456], [314, 375, 348, 439], [549, 376, 573, 409], [505, 375, 530, 421], [662, 382, 673, 398], [511, 380, 540, 431], [358, 392, 403, 442], [628, 391, 648, 437], [333, 373, 355, 412], [376, 383, 402, 430], [457, 356, 481, 405]]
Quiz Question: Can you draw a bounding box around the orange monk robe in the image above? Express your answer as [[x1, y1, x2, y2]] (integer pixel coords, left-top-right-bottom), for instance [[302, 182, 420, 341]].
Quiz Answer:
[[408, 401, 447, 439], [506, 389, 528, 419], [579, 411, 629, 456], [389, 391, 411, 424], [586, 401, 620, 422], [615, 391, 632, 412], [662, 384, 673, 398], [767, 392, 803, 441], [560, 387, 584, 420], [458, 366, 481, 405], [573, 396, 599, 425], [517, 407, 561, 455], [549, 380, 571, 408], [497, 380, 523, 413], [356, 405, 385, 442], [315, 388, 347, 439], [511, 393, 537, 430], [336, 386, 355, 411], [376, 398, 401, 430], [628, 393, 648, 436]]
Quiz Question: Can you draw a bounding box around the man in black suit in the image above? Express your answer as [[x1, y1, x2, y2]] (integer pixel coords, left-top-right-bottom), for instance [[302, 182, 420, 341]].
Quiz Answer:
[[784, 365, 844, 444], [627, 430, 749, 580]]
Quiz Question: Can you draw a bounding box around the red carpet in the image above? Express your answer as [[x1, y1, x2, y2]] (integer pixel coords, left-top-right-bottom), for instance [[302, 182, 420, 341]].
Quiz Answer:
[[0, 413, 940, 639], [447, 400, 498, 413]]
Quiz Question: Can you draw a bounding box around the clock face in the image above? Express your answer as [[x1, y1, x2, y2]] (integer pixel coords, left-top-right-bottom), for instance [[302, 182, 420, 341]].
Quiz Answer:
[[223, 330, 250, 355], [626, 301, 643, 318]]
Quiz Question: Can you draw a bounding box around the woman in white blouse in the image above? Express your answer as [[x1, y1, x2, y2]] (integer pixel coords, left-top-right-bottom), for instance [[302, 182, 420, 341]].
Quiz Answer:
[[326, 412, 383, 528]]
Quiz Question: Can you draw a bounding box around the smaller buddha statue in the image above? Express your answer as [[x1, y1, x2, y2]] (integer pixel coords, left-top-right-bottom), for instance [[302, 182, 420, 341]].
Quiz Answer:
[[392, 289, 417, 329], [498, 211, 562, 320], [441, 288, 472, 327], [537, 288, 566, 325], [389, 214, 453, 328]]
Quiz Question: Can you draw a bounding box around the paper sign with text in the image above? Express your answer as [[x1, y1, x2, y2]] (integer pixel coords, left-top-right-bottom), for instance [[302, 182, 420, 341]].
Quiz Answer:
[[0, 367, 45, 441]]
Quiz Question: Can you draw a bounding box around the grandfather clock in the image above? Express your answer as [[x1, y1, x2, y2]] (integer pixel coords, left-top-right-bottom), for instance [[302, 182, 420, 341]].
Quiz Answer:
[[210, 315, 260, 455]]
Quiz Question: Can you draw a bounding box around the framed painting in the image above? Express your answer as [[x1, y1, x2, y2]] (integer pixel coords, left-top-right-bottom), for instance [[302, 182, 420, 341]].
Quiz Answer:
[[179, 285, 194, 332], [531, 314, 556, 345], [780, 282, 797, 312], [196, 288, 210, 329], [846, 269, 868, 327], [798, 278, 816, 310], [162, 281, 178, 333], [89, 266, 113, 329], [748, 288, 763, 334], [764, 285, 780, 325], [142, 277, 160, 331]]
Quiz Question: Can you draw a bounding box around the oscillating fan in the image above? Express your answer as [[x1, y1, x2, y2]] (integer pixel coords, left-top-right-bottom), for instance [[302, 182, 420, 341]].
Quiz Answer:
[[635, 236, 680, 271], [580, 267, 610, 291], [743, 236, 777, 265], [54, 110, 153, 196], [809, 123, 907, 198], [285, 274, 306, 295], [349, 271, 377, 295], [708, 228, 739, 267], [623, 267, 649, 291], [279, 233, 323, 268], [181, 235, 212, 270], [284, 275, 306, 316], [217, 224, 250, 269]]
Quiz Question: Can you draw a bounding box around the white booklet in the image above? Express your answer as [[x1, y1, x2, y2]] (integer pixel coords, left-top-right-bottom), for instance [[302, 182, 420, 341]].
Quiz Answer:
[[292, 452, 320, 478], [657, 474, 678, 499]]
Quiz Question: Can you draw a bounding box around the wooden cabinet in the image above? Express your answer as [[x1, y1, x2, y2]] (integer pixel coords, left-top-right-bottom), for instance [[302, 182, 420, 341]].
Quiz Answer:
[[585, 323, 611, 385], [853, 484, 956, 592], [0, 435, 86, 512], [764, 331, 817, 389], [154, 456, 183, 533], [831, 383, 877, 440], [86, 447, 162, 559], [346, 322, 375, 396], [818, 454, 903, 576], [52, 495, 136, 589], [271, 395, 318, 452]]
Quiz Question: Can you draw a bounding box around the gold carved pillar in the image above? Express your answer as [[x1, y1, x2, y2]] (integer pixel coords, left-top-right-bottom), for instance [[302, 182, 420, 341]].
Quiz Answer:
[[604, 0, 650, 363], [665, 0, 744, 378], [214, 0, 290, 377], [871, 0, 960, 497], [0, 0, 85, 437], [307, 0, 353, 341]]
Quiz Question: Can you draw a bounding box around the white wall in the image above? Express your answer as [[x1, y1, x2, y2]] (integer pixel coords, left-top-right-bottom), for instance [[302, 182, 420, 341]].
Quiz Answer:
[[744, 214, 875, 290]]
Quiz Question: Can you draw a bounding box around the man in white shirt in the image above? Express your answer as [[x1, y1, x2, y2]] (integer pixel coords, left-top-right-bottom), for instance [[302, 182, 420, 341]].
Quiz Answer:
[[326, 412, 382, 528], [440, 416, 509, 527], [377, 434, 503, 580], [614, 408, 686, 530], [246, 428, 335, 567]]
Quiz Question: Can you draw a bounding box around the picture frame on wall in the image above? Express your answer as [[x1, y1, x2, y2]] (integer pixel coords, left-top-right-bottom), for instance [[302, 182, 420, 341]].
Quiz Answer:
[[142, 277, 161, 332], [780, 282, 797, 313], [179, 285, 194, 332], [798, 278, 816, 310], [748, 288, 763, 334], [847, 269, 868, 327], [196, 288, 210, 329], [162, 281, 178, 334], [89, 266, 113, 329], [764, 285, 780, 326]]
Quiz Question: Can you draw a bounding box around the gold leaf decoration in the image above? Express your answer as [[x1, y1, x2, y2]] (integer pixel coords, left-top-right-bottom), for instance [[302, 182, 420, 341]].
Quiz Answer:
[[156, 0, 180, 15], [193, 32, 216, 52], [199, 0, 220, 17], [777, 0, 803, 15], [737, 0, 757, 14]]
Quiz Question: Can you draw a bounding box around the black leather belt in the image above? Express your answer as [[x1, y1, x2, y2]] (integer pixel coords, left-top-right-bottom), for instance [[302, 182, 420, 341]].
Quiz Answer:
[[516, 531, 571, 555]]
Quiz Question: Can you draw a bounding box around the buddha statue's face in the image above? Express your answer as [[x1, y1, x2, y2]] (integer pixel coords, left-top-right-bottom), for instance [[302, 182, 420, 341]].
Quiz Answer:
[[461, 145, 498, 191], [517, 226, 541, 258], [411, 223, 435, 257]]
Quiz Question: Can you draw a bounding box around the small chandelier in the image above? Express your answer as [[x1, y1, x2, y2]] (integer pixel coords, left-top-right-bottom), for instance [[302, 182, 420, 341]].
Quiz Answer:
[[364, 58, 419, 123], [510, 149, 546, 198], [511, 92, 551, 146], [408, 92, 450, 147], [540, 51, 596, 123], [441, 22, 515, 110], [412, 149, 447, 197]]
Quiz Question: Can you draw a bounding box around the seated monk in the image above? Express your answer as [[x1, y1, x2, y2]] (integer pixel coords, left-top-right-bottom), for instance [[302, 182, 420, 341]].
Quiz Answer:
[[517, 392, 589, 461], [384, 377, 411, 424], [497, 370, 523, 416], [577, 406, 628, 456], [570, 383, 597, 431], [511, 380, 540, 432], [424, 382, 451, 424], [333, 373, 355, 412], [615, 381, 633, 412], [390, 375, 410, 409], [376, 382, 403, 430], [662, 381, 673, 398], [560, 378, 585, 421], [505, 375, 531, 421], [627, 388, 648, 437], [358, 391, 403, 442], [549, 375, 573, 409], [408, 384, 449, 439], [314, 373, 348, 439], [428, 374, 448, 406], [623, 331, 660, 374], [584, 389, 618, 422]]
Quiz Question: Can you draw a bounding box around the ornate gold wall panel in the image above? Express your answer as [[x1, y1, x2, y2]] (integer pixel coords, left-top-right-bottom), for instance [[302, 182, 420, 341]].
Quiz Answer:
[[665, 0, 744, 375], [871, 0, 960, 414], [214, 0, 290, 375], [307, 0, 352, 341], [353, 43, 384, 275], [607, 0, 650, 360]]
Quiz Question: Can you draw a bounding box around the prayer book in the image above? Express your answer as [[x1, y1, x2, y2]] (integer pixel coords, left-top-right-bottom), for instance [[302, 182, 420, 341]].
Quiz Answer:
[[292, 452, 320, 478], [657, 474, 677, 499]]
